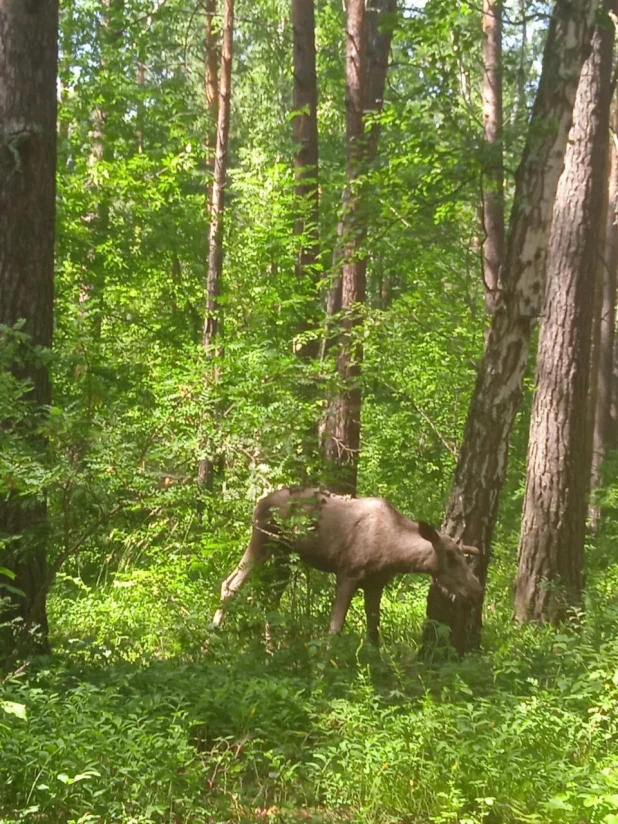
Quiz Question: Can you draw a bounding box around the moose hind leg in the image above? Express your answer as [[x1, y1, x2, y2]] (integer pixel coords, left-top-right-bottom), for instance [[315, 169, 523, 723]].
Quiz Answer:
[[263, 556, 291, 650], [363, 584, 383, 647]]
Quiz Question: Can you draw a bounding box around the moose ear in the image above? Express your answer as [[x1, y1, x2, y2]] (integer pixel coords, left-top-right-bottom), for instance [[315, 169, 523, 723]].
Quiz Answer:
[[417, 521, 439, 544], [462, 544, 480, 557]]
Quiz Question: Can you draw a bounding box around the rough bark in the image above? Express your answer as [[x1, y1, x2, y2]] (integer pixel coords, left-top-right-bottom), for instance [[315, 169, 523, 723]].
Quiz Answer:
[[612, 331, 618, 449], [515, 12, 613, 622], [424, 0, 598, 654], [198, 0, 233, 493], [0, 0, 59, 658], [322, 0, 367, 495], [480, 0, 505, 314], [204, 0, 219, 206], [322, 0, 396, 493], [292, 0, 320, 293], [590, 96, 618, 510], [197, 0, 220, 492], [203, 0, 232, 352]]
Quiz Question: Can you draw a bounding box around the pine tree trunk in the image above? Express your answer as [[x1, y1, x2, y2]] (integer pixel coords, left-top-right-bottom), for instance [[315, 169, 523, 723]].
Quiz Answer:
[[197, 0, 220, 492], [480, 0, 504, 314], [204, 0, 219, 208], [203, 0, 232, 353], [424, 0, 598, 654], [0, 0, 59, 659], [590, 96, 618, 517], [292, 0, 320, 294], [514, 7, 613, 622], [199, 0, 233, 493], [322, 0, 396, 493], [322, 0, 367, 495], [322, 0, 396, 354]]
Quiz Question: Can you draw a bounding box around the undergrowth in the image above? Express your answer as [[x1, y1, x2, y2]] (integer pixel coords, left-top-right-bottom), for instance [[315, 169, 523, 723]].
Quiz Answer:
[[2, 528, 618, 824]]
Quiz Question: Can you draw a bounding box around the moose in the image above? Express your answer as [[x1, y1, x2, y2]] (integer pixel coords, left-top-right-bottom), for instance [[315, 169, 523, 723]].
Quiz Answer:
[[212, 487, 483, 645]]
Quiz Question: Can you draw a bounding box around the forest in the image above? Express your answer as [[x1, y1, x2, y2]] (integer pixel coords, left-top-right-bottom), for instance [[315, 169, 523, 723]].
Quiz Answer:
[[2, 0, 618, 821]]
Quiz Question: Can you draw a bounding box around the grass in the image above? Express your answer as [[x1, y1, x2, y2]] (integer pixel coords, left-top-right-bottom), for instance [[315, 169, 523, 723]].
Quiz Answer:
[[2, 532, 618, 824]]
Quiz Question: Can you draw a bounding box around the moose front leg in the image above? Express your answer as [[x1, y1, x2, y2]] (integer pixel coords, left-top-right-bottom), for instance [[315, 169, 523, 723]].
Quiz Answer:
[[212, 547, 262, 627], [328, 576, 358, 635]]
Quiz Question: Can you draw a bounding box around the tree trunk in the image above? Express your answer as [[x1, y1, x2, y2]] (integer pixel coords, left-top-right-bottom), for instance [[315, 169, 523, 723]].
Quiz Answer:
[[424, 0, 598, 654], [197, 0, 220, 492], [480, 0, 504, 315], [203, 0, 232, 352], [292, 0, 320, 296], [515, 10, 614, 622], [322, 0, 396, 354], [322, 0, 396, 493], [590, 95, 618, 516], [198, 0, 233, 492], [322, 0, 367, 495], [0, 0, 59, 659], [204, 0, 219, 207]]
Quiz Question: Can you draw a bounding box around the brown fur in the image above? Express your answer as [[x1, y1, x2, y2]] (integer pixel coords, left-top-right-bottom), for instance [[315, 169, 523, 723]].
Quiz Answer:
[[212, 487, 483, 645]]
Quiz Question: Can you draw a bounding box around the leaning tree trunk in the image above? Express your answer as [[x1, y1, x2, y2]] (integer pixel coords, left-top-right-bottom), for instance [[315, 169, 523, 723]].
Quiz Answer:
[[198, 0, 233, 493], [480, 0, 504, 315], [424, 0, 598, 654], [322, 0, 367, 495], [0, 0, 59, 659], [515, 9, 614, 622], [590, 95, 618, 517]]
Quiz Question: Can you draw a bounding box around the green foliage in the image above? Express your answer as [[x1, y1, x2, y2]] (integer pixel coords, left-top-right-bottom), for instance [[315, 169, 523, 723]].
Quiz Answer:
[[2, 544, 618, 823], [2, 0, 617, 821]]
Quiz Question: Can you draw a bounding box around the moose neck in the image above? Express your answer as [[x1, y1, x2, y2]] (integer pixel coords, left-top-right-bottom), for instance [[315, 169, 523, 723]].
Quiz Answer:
[[392, 525, 437, 575]]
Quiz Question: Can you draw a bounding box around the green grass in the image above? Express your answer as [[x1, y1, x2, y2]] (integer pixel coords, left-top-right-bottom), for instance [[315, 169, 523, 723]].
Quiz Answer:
[[2, 540, 618, 824]]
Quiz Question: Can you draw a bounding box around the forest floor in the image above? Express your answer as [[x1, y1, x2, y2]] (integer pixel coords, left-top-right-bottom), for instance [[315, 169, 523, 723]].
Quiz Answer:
[[2, 534, 618, 824]]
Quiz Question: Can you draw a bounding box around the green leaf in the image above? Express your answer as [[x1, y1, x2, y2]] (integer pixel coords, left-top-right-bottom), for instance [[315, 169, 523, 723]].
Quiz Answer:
[[0, 700, 27, 720]]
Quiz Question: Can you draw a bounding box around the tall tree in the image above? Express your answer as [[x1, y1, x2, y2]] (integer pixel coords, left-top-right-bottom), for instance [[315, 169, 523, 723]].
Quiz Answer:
[[480, 0, 504, 315], [198, 0, 233, 492], [322, 0, 396, 493], [515, 8, 614, 621], [0, 0, 59, 657], [322, 0, 367, 494], [323, 0, 396, 328], [590, 96, 618, 511], [203, 0, 232, 353], [204, 0, 219, 207], [292, 0, 319, 302], [424, 0, 598, 653]]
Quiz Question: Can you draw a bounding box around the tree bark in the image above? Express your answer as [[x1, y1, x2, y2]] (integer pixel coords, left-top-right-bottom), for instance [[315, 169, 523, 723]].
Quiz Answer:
[[198, 0, 233, 493], [480, 0, 505, 315], [322, 0, 396, 493], [204, 0, 219, 208], [515, 10, 614, 622], [292, 0, 320, 298], [203, 0, 232, 354], [590, 95, 618, 514], [322, 0, 367, 495], [0, 0, 59, 658], [424, 0, 598, 654], [322, 0, 396, 351]]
